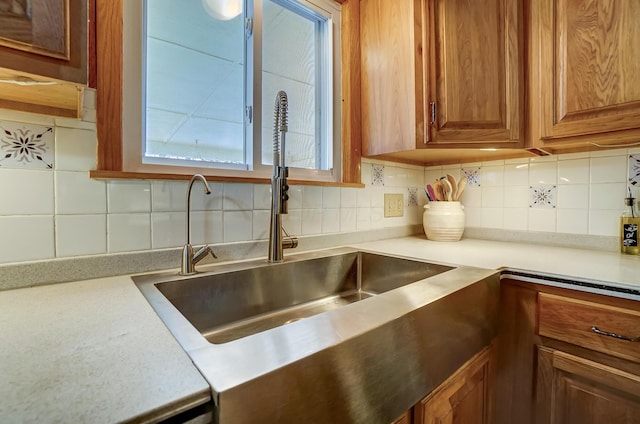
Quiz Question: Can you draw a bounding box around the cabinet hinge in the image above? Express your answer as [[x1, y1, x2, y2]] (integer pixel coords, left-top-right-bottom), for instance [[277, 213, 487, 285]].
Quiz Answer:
[[245, 105, 253, 124], [429, 102, 436, 126], [245, 17, 254, 38]]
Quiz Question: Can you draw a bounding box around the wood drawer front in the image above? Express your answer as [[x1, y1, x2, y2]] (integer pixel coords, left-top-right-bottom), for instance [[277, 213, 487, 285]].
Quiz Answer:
[[538, 293, 640, 363]]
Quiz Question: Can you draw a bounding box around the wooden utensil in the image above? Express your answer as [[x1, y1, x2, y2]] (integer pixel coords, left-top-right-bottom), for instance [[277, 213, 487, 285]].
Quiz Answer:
[[441, 178, 453, 201], [446, 174, 457, 198], [426, 184, 437, 201], [432, 180, 443, 201], [454, 177, 467, 201]]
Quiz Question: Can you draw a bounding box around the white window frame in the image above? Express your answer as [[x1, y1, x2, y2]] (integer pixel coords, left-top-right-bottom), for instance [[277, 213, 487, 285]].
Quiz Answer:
[[121, 0, 342, 182]]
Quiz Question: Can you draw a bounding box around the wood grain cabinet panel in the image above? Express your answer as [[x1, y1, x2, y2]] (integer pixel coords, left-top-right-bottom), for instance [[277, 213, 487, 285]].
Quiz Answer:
[[427, 0, 523, 145], [0, 0, 88, 118], [414, 345, 492, 424], [536, 346, 640, 424], [361, 0, 524, 159], [531, 0, 640, 145]]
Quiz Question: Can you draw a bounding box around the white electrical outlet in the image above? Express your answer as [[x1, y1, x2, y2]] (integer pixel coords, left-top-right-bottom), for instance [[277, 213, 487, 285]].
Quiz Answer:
[[384, 193, 404, 217]]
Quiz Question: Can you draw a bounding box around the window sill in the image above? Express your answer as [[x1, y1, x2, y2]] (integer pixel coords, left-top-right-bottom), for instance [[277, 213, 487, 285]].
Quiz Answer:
[[89, 170, 365, 188]]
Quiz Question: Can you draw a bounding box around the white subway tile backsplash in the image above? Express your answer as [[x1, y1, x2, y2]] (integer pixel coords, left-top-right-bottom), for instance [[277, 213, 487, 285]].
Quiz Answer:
[[558, 159, 589, 185], [191, 211, 223, 245], [528, 208, 557, 232], [481, 166, 504, 187], [108, 181, 151, 213], [252, 210, 270, 240], [481, 208, 504, 229], [464, 206, 482, 227], [460, 186, 481, 207], [0, 216, 54, 263], [56, 214, 107, 257], [504, 186, 529, 208], [107, 213, 151, 253], [55, 127, 97, 171], [321, 208, 340, 234], [223, 183, 253, 211], [529, 161, 557, 185], [287, 185, 303, 209], [0, 169, 53, 215], [504, 163, 529, 186], [340, 208, 357, 232], [356, 208, 371, 231], [322, 187, 341, 209], [590, 155, 627, 183], [253, 184, 271, 210], [282, 209, 302, 235], [302, 186, 323, 209], [589, 210, 619, 236], [589, 183, 626, 210], [481, 186, 504, 208], [0, 121, 54, 169], [55, 171, 106, 215], [152, 181, 187, 212], [371, 187, 385, 208], [356, 188, 372, 208], [340, 187, 358, 208], [503, 208, 528, 231], [302, 209, 322, 235], [222, 210, 252, 242], [193, 182, 223, 211], [557, 209, 588, 234], [151, 212, 185, 248], [557, 185, 589, 209], [425, 168, 444, 185], [371, 207, 385, 228]]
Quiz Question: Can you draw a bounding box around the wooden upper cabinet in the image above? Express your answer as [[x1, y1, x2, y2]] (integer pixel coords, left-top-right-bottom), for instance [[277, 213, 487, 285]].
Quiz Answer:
[[427, 0, 523, 146], [0, 0, 88, 118], [361, 0, 524, 157], [361, 0, 424, 156], [531, 0, 640, 144]]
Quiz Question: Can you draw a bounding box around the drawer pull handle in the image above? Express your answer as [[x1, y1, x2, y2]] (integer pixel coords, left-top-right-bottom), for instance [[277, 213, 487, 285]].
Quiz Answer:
[[591, 326, 640, 342]]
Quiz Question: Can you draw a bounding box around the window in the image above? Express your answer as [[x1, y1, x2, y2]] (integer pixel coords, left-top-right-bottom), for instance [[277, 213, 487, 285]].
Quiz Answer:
[[119, 0, 341, 181]]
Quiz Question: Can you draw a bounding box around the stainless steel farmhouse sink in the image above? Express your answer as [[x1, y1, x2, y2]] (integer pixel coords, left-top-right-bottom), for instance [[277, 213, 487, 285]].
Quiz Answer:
[[134, 247, 500, 424], [142, 250, 453, 344]]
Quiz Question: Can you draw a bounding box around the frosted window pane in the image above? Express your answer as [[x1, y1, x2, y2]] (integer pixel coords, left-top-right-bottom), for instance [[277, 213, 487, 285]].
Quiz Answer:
[[145, 0, 245, 164]]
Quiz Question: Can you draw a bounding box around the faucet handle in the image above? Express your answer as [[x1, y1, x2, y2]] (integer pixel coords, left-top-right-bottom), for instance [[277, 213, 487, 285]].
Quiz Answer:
[[193, 245, 217, 262]]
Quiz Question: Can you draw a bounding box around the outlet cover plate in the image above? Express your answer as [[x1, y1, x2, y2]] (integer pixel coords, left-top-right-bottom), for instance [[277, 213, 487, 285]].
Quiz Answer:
[[384, 193, 404, 217]]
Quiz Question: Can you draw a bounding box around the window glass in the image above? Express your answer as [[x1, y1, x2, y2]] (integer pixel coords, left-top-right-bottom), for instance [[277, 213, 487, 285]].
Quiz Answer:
[[144, 0, 245, 165]]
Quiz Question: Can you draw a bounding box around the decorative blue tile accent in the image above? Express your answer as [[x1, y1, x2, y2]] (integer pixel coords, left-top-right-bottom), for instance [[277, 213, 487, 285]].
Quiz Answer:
[[408, 187, 419, 206], [529, 185, 557, 208], [629, 154, 640, 186], [371, 164, 384, 186], [462, 167, 481, 187], [0, 121, 54, 169]]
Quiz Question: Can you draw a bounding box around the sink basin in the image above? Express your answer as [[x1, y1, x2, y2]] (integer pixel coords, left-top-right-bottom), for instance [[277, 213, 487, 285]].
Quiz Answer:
[[134, 246, 500, 423], [145, 250, 453, 344]]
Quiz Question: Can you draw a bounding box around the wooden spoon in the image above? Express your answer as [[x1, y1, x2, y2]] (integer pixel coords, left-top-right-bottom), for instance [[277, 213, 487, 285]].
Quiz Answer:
[[446, 174, 457, 198], [441, 178, 453, 201], [454, 177, 467, 201], [432, 180, 443, 201]]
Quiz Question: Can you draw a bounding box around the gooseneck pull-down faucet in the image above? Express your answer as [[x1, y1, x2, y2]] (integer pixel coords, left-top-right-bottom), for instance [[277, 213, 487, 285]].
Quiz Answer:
[[180, 174, 217, 275], [268, 91, 298, 263]]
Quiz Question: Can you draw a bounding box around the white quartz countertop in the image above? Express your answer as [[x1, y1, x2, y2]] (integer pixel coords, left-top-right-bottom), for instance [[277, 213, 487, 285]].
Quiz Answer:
[[353, 236, 640, 296], [1, 235, 639, 423], [0, 275, 210, 423]]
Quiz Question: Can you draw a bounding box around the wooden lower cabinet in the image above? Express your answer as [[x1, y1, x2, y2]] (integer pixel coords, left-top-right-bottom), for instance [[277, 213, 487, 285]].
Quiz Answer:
[[496, 278, 640, 424], [536, 346, 640, 424], [393, 345, 493, 424]]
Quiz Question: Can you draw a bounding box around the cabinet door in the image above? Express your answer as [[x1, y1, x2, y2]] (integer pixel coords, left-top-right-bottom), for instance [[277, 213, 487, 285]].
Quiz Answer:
[[361, 0, 425, 156], [0, 0, 87, 84], [415, 346, 492, 424], [536, 346, 640, 424], [426, 0, 523, 146], [534, 0, 640, 141]]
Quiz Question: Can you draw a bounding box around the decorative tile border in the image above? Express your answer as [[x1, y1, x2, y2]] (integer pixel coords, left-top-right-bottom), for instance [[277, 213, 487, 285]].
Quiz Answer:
[[371, 164, 384, 186], [629, 154, 640, 186], [462, 167, 481, 187], [0, 121, 54, 169], [407, 187, 419, 206], [529, 185, 557, 208]]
